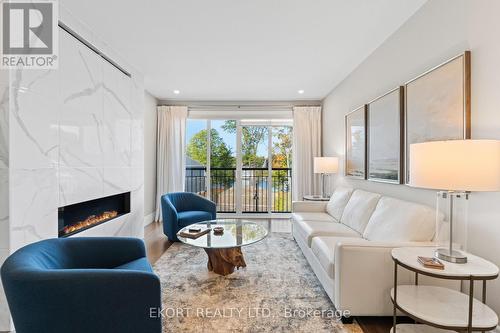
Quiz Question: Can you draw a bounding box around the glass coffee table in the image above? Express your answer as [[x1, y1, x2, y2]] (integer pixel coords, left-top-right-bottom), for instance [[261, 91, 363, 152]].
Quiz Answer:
[[177, 219, 268, 276]]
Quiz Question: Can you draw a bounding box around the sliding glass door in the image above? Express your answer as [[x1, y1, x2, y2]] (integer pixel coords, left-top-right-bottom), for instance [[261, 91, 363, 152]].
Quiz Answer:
[[271, 126, 292, 213], [185, 119, 208, 197], [210, 120, 236, 212], [241, 125, 269, 213], [186, 119, 292, 214]]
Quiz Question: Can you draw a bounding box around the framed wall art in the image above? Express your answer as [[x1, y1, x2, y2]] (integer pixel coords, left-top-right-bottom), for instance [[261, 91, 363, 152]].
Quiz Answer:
[[367, 86, 404, 184], [345, 105, 367, 179], [405, 51, 471, 183]]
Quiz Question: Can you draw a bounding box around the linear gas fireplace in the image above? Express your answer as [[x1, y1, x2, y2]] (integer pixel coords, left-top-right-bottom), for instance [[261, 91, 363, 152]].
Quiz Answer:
[[58, 192, 131, 237]]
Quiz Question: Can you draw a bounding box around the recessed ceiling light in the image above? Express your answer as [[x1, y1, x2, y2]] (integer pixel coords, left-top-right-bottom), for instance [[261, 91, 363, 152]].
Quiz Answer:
[[298, 89, 304, 94], [173, 90, 180, 95]]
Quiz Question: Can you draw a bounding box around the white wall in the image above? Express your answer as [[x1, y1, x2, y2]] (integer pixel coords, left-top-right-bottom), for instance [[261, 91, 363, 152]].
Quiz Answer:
[[322, 0, 500, 315], [144, 91, 157, 224]]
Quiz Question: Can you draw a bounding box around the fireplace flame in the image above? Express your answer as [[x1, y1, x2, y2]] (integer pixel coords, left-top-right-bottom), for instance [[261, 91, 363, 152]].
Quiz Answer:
[[62, 211, 118, 235]]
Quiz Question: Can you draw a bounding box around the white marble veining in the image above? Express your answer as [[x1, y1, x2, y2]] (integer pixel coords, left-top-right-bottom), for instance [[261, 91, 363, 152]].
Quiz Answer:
[[0, 83, 9, 170], [14, 67, 58, 98], [103, 167, 131, 196], [59, 167, 103, 206], [102, 58, 131, 108], [127, 210, 144, 238], [391, 285, 498, 329], [118, 167, 145, 240], [101, 113, 132, 167], [59, 30, 102, 108], [0, 249, 10, 330], [130, 75, 145, 168], [129, 167, 145, 238], [59, 104, 104, 168], [59, 29, 104, 168], [9, 87, 59, 169], [392, 247, 499, 278], [0, 70, 10, 331], [101, 61, 132, 167], [0, 169, 9, 250], [0, 70, 8, 86], [9, 67, 59, 169], [10, 169, 58, 251]]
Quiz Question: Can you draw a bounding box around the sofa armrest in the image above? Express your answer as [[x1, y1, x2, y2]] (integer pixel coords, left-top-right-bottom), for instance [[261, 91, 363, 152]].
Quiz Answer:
[[292, 201, 328, 212], [333, 240, 457, 316]]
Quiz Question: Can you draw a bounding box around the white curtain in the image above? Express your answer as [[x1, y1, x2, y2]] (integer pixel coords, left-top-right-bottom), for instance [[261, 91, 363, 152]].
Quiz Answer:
[[154, 105, 188, 221], [292, 106, 322, 201]]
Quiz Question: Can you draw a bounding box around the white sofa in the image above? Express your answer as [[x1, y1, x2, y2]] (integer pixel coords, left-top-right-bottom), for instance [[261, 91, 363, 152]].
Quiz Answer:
[[292, 188, 458, 318]]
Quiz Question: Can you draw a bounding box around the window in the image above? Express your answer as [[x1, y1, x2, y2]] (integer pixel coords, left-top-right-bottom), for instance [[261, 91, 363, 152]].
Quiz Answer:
[[185, 119, 208, 196], [185, 119, 292, 214], [210, 120, 236, 212]]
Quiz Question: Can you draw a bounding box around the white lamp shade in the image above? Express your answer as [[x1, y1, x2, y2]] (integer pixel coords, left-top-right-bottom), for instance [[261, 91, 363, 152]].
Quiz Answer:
[[314, 157, 339, 174], [409, 140, 500, 192]]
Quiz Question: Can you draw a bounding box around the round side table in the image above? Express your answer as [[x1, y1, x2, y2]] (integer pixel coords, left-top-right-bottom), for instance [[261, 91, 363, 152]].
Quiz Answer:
[[391, 247, 499, 333]]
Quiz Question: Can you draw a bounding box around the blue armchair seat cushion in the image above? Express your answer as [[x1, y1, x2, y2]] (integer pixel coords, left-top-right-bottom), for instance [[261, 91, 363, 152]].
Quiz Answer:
[[177, 211, 213, 227], [115, 257, 153, 272]]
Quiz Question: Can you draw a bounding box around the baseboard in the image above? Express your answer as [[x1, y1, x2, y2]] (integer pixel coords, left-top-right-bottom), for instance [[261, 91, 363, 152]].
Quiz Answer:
[[143, 212, 155, 226]]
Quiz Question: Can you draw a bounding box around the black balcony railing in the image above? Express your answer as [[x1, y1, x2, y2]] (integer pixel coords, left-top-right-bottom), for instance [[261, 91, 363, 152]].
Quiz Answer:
[[211, 168, 236, 213], [271, 168, 292, 213], [185, 166, 292, 213]]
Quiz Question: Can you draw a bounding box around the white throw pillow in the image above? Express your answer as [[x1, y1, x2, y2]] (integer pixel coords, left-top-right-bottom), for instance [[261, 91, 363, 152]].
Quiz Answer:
[[340, 190, 381, 234], [363, 196, 436, 242], [326, 187, 354, 222]]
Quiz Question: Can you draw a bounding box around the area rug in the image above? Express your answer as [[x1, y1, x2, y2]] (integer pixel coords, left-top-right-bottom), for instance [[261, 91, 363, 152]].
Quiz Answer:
[[153, 232, 363, 333]]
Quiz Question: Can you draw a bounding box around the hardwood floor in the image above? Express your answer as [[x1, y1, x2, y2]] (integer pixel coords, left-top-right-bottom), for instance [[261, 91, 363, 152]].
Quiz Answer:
[[356, 316, 414, 333], [143, 219, 395, 333], [356, 317, 392, 333], [144, 221, 172, 264]]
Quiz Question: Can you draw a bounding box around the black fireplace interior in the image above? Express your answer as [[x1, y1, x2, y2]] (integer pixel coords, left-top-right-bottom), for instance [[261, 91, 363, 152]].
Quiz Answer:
[[58, 192, 131, 237]]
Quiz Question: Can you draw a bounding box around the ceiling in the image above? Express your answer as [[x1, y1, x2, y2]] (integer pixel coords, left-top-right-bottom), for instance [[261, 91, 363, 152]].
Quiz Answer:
[[60, 0, 426, 101]]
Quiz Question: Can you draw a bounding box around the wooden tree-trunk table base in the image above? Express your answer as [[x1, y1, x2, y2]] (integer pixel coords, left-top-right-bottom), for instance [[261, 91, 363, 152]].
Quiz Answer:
[[204, 247, 247, 276]]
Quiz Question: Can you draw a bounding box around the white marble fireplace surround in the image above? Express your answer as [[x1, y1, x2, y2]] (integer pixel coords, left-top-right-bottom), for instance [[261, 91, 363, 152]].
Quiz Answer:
[[0, 6, 145, 330]]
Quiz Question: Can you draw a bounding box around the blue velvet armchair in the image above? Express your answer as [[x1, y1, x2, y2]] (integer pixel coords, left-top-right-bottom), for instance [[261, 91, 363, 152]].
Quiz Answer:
[[1, 237, 161, 333], [161, 192, 217, 241]]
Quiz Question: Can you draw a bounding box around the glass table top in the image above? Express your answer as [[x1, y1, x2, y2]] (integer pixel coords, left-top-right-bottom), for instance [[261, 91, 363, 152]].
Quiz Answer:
[[177, 219, 269, 249]]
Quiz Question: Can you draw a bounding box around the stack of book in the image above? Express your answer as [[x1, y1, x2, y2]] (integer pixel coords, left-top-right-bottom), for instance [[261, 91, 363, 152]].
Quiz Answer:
[[178, 225, 211, 239], [417, 256, 445, 270]]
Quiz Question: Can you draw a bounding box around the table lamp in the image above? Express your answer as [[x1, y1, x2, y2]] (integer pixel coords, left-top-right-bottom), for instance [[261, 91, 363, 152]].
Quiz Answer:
[[314, 157, 339, 198], [409, 139, 500, 263]]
